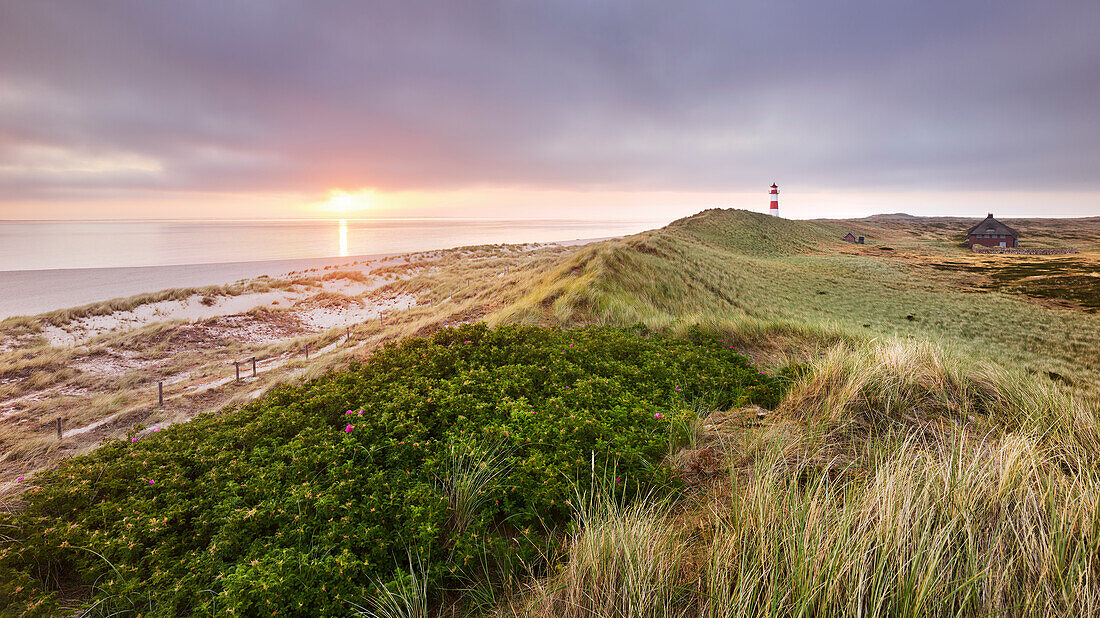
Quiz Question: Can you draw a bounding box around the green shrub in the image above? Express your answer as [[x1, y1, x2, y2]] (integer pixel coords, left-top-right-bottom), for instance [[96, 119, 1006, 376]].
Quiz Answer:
[[0, 324, 781, 616]]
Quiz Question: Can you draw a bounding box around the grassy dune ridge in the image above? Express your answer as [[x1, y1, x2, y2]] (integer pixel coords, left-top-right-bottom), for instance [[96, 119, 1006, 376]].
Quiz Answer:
[[499, 209, 1100, 400]]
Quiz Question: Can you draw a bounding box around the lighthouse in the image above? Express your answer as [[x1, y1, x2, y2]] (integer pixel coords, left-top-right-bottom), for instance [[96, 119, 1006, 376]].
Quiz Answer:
[[769, 183, 779, 215]]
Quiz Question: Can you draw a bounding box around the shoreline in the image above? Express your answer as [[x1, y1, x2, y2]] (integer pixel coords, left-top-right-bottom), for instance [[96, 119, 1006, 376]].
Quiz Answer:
[[0, 235, 613, 320]]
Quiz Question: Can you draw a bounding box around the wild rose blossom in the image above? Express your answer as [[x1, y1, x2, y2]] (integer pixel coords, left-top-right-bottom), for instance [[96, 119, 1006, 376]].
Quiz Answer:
[[344, 424, 354, 433]]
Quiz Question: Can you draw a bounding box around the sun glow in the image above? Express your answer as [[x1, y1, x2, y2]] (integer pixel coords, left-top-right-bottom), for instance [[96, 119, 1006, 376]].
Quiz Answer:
[[317, 189, 376, 215]]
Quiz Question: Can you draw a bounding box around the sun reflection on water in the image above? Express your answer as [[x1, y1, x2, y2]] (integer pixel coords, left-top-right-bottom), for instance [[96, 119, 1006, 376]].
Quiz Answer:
[[338, 219, 348, 257]]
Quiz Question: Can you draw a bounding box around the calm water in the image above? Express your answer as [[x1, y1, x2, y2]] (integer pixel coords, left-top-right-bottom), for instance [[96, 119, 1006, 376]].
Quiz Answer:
[[0, 218, 664, 271]]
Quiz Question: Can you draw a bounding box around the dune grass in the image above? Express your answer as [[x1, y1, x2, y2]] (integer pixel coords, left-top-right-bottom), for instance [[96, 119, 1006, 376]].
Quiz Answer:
[[500, 335, 1100, 617], [497, 209, 1100, 402]]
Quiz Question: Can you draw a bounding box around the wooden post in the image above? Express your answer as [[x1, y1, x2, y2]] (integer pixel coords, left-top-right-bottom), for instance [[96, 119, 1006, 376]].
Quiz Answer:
[[158, 381, 164, 407], [379, 314, 383, 326], [305, 344, 310, 359], [346, 326, 350, 341], [251, 356, 257, 378], [234, 360, 240, 383], [56, 417, 62, 440]]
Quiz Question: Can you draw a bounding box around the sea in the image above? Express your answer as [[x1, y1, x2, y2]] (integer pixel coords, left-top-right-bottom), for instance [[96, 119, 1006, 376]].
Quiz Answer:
[[0, 218, 664, 272]]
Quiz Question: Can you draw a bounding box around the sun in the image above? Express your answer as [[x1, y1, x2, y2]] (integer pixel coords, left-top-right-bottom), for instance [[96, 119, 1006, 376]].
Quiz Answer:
[[317, 189, 376, 215]]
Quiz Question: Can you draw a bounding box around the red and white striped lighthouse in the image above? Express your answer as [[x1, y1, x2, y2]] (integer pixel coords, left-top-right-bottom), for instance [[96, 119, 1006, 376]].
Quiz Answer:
[[769, 183, 779, 215]]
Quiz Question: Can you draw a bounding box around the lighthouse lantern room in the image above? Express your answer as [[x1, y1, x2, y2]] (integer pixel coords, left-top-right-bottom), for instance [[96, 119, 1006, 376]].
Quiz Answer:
[[769, 183, 779, 215]]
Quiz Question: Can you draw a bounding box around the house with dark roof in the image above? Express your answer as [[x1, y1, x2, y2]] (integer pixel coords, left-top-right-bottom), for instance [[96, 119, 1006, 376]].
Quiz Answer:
[[843, 232, 857, 243], [966, 213, 1018, 249]]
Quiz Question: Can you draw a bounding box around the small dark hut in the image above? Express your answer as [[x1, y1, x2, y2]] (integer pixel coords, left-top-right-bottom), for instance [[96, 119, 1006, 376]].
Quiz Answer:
[[843, 232, 857, 243], [966, 213, 1019, 249]]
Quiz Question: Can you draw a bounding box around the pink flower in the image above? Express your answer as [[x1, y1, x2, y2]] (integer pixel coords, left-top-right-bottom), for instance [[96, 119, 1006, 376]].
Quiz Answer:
[[152, 427, 160, 432], [674, 386, 681, 392], [16, 476, 23, 482], [148, 479, 154, 485], [464, 340, 471, 344], [345, 410, 353, 415], [616, 478, 621, 482], [131, 438, 138, 443], [344, 424, 354, 433], [357, 410, 363, 416], [654, 413, 663, 419]]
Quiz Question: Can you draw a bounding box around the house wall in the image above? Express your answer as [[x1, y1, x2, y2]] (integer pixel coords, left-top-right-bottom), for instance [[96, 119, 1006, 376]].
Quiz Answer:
[[968, 234, 1018, 248]]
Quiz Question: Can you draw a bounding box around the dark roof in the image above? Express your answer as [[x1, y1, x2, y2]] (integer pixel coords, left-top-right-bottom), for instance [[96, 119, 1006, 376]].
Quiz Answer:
[[966, 213, 1019, 236], [843, 231, 856, 239]]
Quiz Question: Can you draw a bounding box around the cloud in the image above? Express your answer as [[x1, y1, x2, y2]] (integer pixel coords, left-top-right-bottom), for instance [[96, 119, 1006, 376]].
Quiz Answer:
[[0, 0, 1097, 208]]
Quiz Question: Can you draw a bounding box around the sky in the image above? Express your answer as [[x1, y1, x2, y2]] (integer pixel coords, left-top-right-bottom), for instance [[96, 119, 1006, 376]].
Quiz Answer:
[[0, 1, 1097, 221]]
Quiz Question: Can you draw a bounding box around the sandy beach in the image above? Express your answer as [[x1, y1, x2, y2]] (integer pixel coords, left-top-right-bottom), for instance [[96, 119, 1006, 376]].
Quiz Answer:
[[0, 253, 400, 321], [0, 236, 609, 320]]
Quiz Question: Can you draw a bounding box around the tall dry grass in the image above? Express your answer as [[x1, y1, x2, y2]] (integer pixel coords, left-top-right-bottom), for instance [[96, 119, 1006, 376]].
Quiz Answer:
[[697, 432, 1100, 617], [517, 490, 688, 618], [501, 338, 1100, 618]]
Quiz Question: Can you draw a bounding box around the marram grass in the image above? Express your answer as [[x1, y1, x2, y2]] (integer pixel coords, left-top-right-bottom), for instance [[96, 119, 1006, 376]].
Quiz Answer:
[[500, 337, 1100, 618]]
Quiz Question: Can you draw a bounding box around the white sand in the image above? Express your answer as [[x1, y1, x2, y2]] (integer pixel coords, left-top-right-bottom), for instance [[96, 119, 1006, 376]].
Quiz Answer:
[[0, 252, 397, 320]]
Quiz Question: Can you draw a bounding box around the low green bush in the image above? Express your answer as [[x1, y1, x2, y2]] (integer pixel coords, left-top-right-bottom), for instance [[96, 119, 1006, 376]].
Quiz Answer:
[[0, 324, 782, 616]]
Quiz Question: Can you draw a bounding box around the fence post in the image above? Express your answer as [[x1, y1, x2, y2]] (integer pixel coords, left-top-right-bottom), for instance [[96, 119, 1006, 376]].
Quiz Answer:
[[56, 417, 63, 440], [234, 360, 240, 383], [158, 381, 164, 407], [305, 344, 310, 360], [251, 356, 257, 378]]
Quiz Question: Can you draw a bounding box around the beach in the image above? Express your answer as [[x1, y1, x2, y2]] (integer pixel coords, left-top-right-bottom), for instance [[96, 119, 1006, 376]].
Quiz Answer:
[[0, 236, 610, 320]]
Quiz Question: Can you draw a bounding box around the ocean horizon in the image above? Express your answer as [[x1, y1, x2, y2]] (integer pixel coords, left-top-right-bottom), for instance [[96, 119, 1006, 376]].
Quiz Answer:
[[0, 217, 665, 272]]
